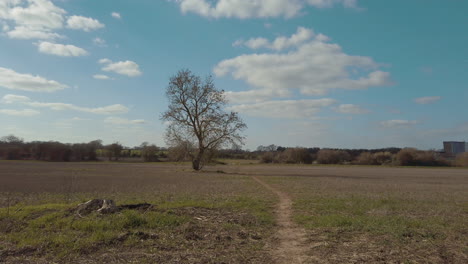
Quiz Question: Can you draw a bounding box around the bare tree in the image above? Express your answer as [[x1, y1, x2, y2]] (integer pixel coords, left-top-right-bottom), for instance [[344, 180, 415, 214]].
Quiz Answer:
[[161, 69, 247, 170]]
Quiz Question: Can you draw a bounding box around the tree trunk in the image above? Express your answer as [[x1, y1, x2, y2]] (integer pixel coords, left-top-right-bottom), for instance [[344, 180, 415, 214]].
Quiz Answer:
[[192, 150, 204, 170]]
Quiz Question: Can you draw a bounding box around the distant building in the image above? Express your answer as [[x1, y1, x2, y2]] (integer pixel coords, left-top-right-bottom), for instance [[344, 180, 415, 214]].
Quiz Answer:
[[443, 141, 466, 156]]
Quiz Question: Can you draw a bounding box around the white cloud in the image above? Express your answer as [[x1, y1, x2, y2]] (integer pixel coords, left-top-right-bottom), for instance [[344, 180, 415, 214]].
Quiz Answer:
[[227, 98, 336, 119], [93, 74, 111, 80], [243, 37, 270, 49], [414, 96, 441, 105], [308, 0, 358, 8], [0, 108, 40, 116], [111, 12, 121, 19], [66, 15, 104, 32], [216, 27, 392, 99], [93, 37, 106, 47], [37, 41, 88, 57], [1, 0, 66, 40], [98, 58, 112, 64], [235, 27, 315, 50], [3, 0, 66, 29], [334, 104, 369, 114], [2, 94, 129, 115], [6, 25, 62, 39], [104, 117, 146, 125], [232, 39, 244, 47], [100, 59, 142, 77], [380, 120, 419, 128], [1, 0, 105, 42], [2, 94, 31, 103], [28, 102, 129, 115], [270, 27, 316, 50], [175, 0, 358, 19], [0, 67, 68, 92]]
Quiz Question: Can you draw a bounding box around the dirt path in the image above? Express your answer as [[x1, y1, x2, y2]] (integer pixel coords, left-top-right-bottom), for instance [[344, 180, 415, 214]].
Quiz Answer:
[[251, 176, 310, 264]]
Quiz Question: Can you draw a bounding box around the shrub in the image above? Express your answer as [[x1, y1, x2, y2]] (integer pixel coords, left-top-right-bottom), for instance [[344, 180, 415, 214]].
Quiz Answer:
[[355, 152, 377, 165], [279, 148, 312, 164], [141, 144, 159, 162], [167, 141, 194, 162], [317, 149, 351, 164], [455, 153, 468, 167], [396, 148, 416, 166], [395, 148, 448, 166], [167, 142, 217, 164], [373, 152, 394, 165], [260, 152, 276, 163], [355, 151, 394, 165], [260, 148, 313, 164]]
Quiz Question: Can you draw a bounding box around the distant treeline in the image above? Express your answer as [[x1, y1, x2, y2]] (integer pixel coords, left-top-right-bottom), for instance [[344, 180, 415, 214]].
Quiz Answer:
[[251, 145, 468, 167], [1, 135, 467, 167], [219, 144, 402, 164], [0, 135, 160, 162], [220, 144, 467, 167]]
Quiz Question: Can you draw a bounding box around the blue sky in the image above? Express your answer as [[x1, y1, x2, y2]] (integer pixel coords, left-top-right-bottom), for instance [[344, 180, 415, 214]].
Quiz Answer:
[[0, 0, 467, 150]]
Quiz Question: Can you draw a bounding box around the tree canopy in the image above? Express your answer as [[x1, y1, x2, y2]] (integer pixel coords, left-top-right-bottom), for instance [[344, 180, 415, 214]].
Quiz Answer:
[[161, 69, 246, 170]]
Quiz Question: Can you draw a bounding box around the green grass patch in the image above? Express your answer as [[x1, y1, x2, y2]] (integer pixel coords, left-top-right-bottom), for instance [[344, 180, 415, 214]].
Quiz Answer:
[[0, 195, 275, 260], [293, 196, 458, 241], [0, 205, 191, 255]]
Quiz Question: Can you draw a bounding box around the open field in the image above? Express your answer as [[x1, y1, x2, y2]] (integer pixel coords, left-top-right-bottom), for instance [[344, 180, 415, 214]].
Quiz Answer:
[[1, 161, 467, 263], [213, 165, 468, 263]]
